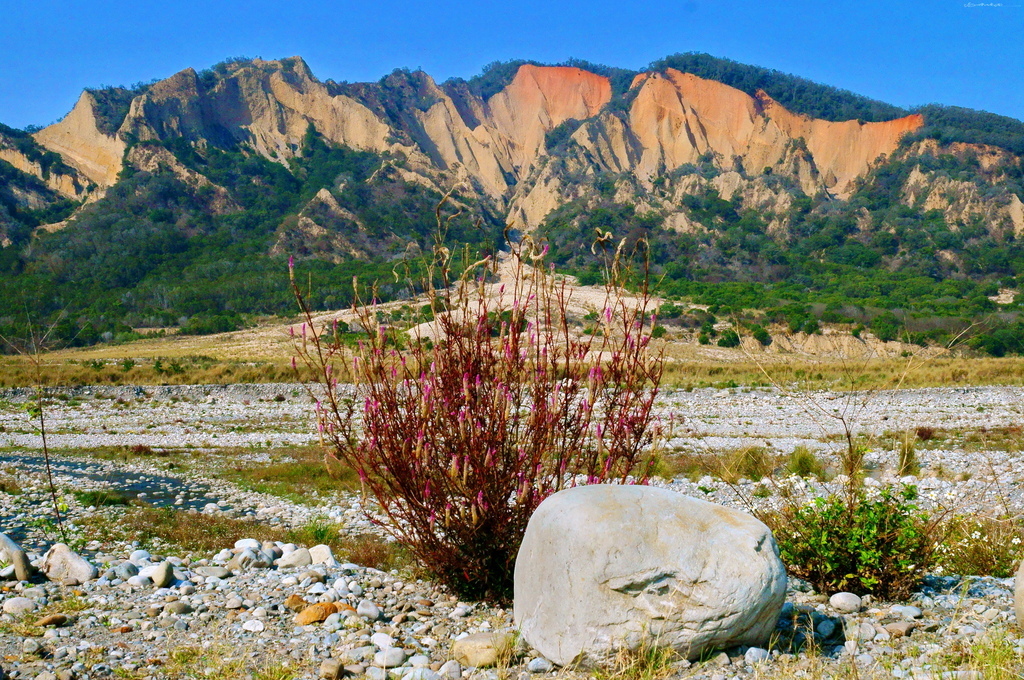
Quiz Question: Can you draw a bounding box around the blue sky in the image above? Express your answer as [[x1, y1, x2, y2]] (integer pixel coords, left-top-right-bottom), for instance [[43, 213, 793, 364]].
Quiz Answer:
[[1, 0, 1022, 129]]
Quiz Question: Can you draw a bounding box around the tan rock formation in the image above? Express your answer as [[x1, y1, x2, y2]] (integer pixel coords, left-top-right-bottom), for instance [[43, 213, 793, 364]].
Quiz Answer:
[[0, 146, 84, 198], [34, 92, 126, 188], [24, 59, 938, 230]]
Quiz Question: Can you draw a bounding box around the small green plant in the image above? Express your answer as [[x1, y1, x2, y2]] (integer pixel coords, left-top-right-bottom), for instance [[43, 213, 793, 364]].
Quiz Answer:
[[786, 445, 825, 478], [289, 516, 340, 545], [721, 446, 776, 483], [934, 515, 1024, 577], [593, 636, 680, 680], [74, 488, 132, 507], [765, 485, 934, 599], [119, 358, 137, 373], [897, 430, 920, 476]]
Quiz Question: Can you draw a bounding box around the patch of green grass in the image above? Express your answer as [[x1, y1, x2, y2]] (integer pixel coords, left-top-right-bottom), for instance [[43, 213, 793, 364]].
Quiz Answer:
[[786, 445, 826, 479], [74, 488, 132, 507], [218, 445, 359, 503]]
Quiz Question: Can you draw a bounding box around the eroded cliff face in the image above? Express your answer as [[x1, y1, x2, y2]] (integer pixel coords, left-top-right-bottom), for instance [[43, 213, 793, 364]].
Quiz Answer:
[[20, 58, 948, 231], [619, 70, 923, 198], [33, 92, 126, 188], [901, 143, 1024, 238], [0, 138, 85, 199]]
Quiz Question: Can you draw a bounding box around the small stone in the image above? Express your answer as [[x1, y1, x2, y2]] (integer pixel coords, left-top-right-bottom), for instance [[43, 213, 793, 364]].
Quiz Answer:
[[34, 613, 68, 627], [371, 632, 395, 648], [225, 596, 244, 610], [527, 657, 554, 673], [890, 605, 923, 620], [829, 592, 862, 614], [451, 632, 515, 668], [234, 538, 261, 551], [711, 652, 731, 668], [151, 561, 174, 588], [295, 602, 340, 625], [0, 532, 33, 581], [744, 647, 769, 665], [319, 658, 345, 679], [884, 621, 915, 638], [373, 647, 407, 668], [309, 545, 335, 565], [357, 599, 381, 620], [439, 660, 462, 679], [164, 602, 192, 616], [242, 619, 265, 632], [2, 596, 35, 615], [195, 566, 232, 579], [278, 548, 312, 569], [23, 638, 42, 655], [284, 594, 309, 612], [815, 619, 837, 639], [366, 667, 387, 680], [404, 670, 440, 680]]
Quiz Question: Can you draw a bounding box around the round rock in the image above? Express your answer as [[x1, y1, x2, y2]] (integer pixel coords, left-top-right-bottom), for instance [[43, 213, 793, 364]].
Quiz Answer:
[[2, 597, 35, 615], [514, 485, 787, 665], [829, 592, 862, 614]]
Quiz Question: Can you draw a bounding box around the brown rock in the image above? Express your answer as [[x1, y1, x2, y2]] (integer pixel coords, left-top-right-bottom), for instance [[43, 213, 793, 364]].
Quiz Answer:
[[34, 614, 68, 627], [451, 631, 517, 668], [284, 594, 309, 612], [295, 602, 340, 625], [884, 621, 915, 638], [319, 658, 345, 679]]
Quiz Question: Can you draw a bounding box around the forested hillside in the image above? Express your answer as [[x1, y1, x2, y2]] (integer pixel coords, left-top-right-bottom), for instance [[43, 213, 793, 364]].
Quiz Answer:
[[0, 52, 1022, 355]]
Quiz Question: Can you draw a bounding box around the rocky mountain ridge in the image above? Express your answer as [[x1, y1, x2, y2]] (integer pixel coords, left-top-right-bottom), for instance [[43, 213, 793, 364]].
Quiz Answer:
[[8, 60, 926, 219], [1, 54, 1023, 352]]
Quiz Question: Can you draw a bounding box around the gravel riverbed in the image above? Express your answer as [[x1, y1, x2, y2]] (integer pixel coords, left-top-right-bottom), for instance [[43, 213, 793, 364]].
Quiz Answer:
[[1, 383, 1023, 680]]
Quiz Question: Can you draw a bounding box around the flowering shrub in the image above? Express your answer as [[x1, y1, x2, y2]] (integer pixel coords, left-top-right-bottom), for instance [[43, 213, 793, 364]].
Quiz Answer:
[[291, 227, 664, 601], [765, 485, 934, 599], [934, 515, 1024, 578]]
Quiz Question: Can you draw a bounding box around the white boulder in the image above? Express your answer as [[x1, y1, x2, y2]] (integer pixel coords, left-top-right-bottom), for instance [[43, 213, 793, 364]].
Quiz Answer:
[[40, 543, 97, 585], [514, 485, 787, 665]]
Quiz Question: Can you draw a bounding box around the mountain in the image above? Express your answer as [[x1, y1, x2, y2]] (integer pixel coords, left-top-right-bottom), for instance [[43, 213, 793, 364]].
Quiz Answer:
[[1, 53, 1023, 353]]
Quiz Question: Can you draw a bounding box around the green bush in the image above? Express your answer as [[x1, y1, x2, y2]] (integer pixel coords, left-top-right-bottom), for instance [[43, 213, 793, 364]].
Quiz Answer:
[[717, 329, 740, 347], [767, 485, 933, 599], [750, 324, 772, 346]]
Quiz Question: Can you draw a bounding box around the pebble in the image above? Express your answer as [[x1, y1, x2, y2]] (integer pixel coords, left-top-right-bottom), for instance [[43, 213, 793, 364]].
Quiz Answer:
[[374, 647, 407, 668], [526, 657, 554, 673]]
